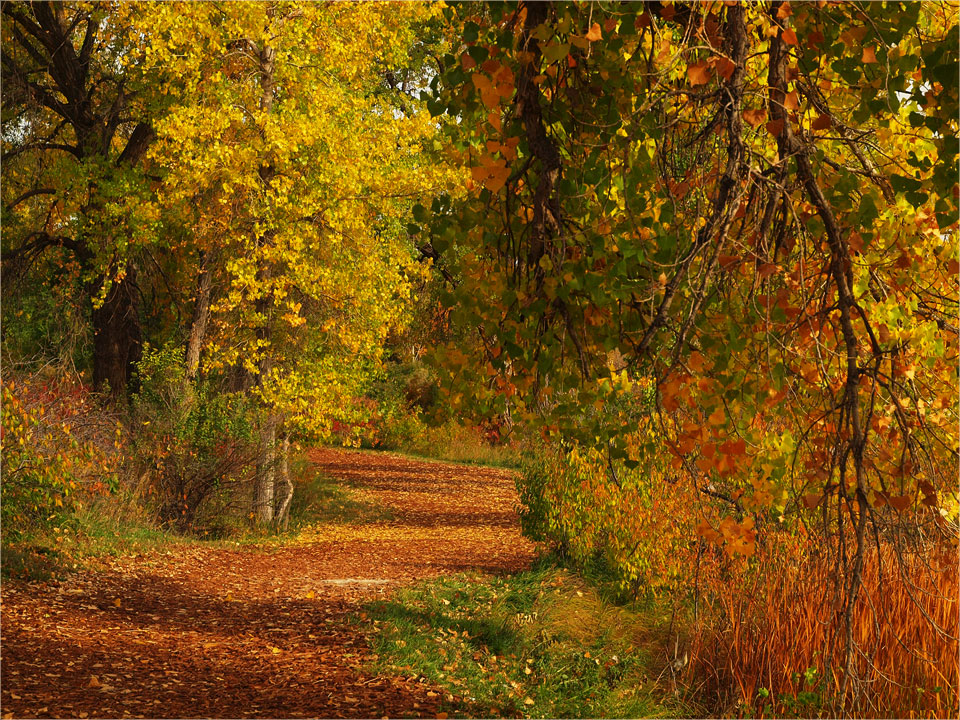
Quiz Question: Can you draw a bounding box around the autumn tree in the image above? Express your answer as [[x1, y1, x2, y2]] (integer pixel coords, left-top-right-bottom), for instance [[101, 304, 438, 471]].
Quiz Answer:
[[421, 0, 958, 708], [140, 1, 454, 525], [1, 2, 162, 399]]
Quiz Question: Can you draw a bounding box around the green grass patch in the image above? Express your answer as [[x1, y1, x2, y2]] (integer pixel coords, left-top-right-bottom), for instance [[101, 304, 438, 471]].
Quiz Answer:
[[364, 558, 697, 718]]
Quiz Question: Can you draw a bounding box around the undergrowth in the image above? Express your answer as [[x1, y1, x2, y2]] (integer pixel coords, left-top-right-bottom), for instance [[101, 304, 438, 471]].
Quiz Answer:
[[2, 497, 193, 581], [364, 557, 698, 719], [284, 459, 393, 529], [1, 456, 385, 581]]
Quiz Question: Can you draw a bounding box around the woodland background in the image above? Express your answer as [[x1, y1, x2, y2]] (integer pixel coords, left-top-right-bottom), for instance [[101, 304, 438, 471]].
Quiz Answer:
[[1, 1, 957, 717]]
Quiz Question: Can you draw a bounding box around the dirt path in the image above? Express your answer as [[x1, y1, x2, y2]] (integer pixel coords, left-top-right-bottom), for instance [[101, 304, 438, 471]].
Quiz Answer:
[[1, 449, 536, 719]]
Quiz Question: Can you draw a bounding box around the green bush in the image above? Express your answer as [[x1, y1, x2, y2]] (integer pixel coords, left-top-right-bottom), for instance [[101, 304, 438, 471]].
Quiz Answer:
[[515, 446, 556, 545], [131, 343, 256, 531]]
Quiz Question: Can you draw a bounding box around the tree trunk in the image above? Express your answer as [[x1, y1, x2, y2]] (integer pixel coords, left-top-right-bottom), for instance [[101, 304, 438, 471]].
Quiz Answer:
[[250, 40, 279, 527], [274, 434, 293, 531], [91, 267, 142, 401], [182, 250, 215, 398], [253, 414, 278, 525]]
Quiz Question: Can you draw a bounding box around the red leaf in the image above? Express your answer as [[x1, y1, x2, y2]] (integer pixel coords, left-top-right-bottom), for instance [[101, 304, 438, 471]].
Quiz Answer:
[[812, 114, 833, 130]]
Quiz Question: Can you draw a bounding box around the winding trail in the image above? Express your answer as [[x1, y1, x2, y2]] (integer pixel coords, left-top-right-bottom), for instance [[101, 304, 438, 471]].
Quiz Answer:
[[1, 449, 536, 719]]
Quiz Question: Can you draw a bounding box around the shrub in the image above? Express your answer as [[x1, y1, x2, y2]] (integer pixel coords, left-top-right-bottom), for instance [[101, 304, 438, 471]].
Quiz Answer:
[[1, 374, 116, 543], [131, 343, 256, 531], [515, 433, 699, 598]]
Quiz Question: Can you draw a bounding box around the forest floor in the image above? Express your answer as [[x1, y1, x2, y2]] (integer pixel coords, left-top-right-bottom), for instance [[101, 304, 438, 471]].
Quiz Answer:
[[0, 448, 536, 719]]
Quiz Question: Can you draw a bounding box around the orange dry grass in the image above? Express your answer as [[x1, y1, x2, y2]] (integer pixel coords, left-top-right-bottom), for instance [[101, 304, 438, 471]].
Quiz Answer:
[[689, 541, 959, 718]]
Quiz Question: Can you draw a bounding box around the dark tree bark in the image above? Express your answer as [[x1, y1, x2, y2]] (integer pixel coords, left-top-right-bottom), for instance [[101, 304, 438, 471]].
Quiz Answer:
[[91, 268, 143, 399]]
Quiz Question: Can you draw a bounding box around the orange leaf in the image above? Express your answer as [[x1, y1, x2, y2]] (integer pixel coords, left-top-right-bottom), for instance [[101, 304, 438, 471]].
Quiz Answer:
[[488, 112, 502, 132], [688, 351, 706, 372], [802, 493, 822, 509], [687, 62, 711, 86], [783, 90, 799, 111], [765, 118, 784, 136], [604, 17, 617, 33], [585, 22, 602, 42], [889, 495, 912, 512], [471, 74, 493, 92], [808, 29, 825, 46], [757, 262, 778, 278], [862, 46, 878, 64], [461, 53, 476, 70], [777, 2, 793, 19], [743, 108, 766, 128], [781, 28, 798, 45], [485, 165, 510, 193], [715, 57, 736, 81], [481, 87, 500, 109]]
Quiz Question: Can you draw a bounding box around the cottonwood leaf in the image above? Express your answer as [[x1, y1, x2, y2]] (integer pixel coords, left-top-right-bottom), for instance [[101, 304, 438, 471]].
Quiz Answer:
[[812, 114, 832, 130], [743, 108, 766, 127], [687, 62, 711, 86]]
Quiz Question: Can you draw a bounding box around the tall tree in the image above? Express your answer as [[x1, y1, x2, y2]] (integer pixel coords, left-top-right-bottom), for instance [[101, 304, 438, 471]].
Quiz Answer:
[[1, 2, 160, 399], [141, 1, 454, 523]]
